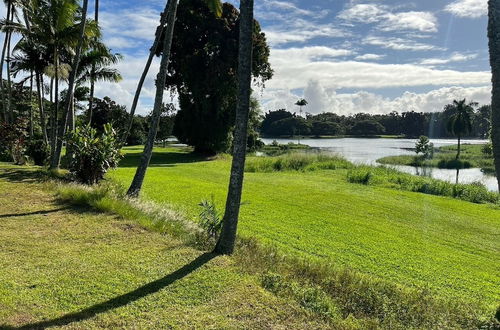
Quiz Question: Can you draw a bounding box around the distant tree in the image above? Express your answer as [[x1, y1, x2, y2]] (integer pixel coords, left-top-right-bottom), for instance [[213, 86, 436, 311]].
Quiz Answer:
[[446, 99, 476, 160], [295, 98, 308, 115], [260, 109, 293, 135], [415, 136, 434, 159], [85, 97, 128, 135], [311, 121, 343, 136], [268, 117, 311, 136], [473, 105, 491, 139], [349, 120, 385, 136], [488, 0, 500, 190], [152, 103, 175, 147]]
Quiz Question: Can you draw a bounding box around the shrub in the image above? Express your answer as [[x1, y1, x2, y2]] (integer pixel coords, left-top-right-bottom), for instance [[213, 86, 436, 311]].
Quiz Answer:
[[347, 168, 373, 185], [26, 139, 50, 166], [437, 159, 472, 169], [198, 197, 222, 239], [66, 124, 122, 185], [0, 118, 28, 165], [245, 153, 352, 173], [415, 136, 434, 159], [482, 143, 493, 156]]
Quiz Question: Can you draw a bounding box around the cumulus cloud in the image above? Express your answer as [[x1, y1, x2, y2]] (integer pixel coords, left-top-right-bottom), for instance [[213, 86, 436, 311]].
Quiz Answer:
[[339, 4, 438, 33], [444, 0, 487, 18], [261, 81, 491, 115], [419, 52, 479, 66], [354, 53, 386, 61], [363, 36, 444, 51], [268, 46, 490, 91]]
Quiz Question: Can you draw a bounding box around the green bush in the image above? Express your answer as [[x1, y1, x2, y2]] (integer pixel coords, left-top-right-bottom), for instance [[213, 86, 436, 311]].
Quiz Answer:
[[66, 124, 122, 185], [245, 153, 352, 173], [347, 168, 373, 185], [198, 198, 222, 239], [26, 139, 50, 166], [437, 158, 472, 169]]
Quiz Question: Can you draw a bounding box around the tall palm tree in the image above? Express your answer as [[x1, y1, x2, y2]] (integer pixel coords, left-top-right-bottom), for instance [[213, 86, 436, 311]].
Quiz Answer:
[[214, 0, 254, 255], [127, 0, 179, 197], [446, 99, 476, 160], [125, 0, 222, 197], [0, 0, 17, 123], [88, 0, 99, 120], [121, 0, 223, 146], [488, 0, 500, 190], [295, 98, 307, 144]]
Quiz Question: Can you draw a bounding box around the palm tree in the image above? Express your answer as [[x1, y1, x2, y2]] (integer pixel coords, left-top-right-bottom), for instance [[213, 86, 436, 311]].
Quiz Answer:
[[88, 0, 99, 120], [488, 0, 500, 190], [0, 0, 17, 123], [214, 0, 254, 255], [446, 99, 476, 160], [121, 0, 223, 146], [127, 0, 179, 197], [126, 0, 222, 196], [295, 98, 307, 144]]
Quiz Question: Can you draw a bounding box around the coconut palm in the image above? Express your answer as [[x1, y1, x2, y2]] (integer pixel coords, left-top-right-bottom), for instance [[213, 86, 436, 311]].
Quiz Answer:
[[488, 0, 500, 190], [214, 0, 254, 255], [88, 0, 99, 120], [0, 0, 18, 123], [446, 99, 477, 160], [126, 0, 222, 196]]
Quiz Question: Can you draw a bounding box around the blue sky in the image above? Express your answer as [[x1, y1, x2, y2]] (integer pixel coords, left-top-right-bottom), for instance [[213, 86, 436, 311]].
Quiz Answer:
[[1, 0, 492, 115]]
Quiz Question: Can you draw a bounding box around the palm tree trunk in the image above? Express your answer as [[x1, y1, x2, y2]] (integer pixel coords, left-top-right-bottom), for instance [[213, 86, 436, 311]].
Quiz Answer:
[[488, 0, 500, 190], [29, 71, 34, 139], [121, 1, 171, 146], [0, 1, 11, 123], [456, 135, 461, 160], [214, 0, 254, 255], [36, 72, 48, 145], [127, 0, 178, 197], [88, 0, 99, 124], [5, 3, 14, 123], [51, 0, 90, 170], [50, 53, 59, 163]]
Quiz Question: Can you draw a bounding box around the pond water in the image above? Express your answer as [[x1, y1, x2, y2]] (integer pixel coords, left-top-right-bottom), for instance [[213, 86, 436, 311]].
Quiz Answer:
[[261, 137, 498, 192]]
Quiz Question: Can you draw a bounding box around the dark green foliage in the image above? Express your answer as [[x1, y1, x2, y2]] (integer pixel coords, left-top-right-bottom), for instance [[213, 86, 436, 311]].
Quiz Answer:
[[267, 117, 311, 136], [483, 143, 493, 156], [245, 153, 353, 172], [126, 116, 147, 146], [347, 168, 373, 185], [198, 198, 223, 239], [86, 97, 128, 136], [26, 139, 50, 165], [167, 0, 272, 154], [437, 158, 473, 169], [349, 120, 385, 135], [0, 118, 28, 164], [311, 121, 344, 136], [66, 124, 122, 185]]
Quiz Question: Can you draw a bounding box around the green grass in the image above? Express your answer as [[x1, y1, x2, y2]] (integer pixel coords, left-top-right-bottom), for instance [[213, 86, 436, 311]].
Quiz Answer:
[[0, 164, 331, 329], [109, 146, 500, 315], [378, 144, 495, 173], [246, 153, 353, 172]]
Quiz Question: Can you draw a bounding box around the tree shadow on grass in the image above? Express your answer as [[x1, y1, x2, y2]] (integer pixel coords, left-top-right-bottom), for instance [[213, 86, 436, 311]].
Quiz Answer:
[[0, 207, 72, 218], [0, 167, 49, 184], [118, 151, 212, 168], [2, 253, 217, 330]]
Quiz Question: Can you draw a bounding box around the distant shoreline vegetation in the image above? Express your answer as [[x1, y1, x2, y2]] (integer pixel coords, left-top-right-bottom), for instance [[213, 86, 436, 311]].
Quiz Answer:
[[377, 144, 495, 174], [259, 107, 491, 139]]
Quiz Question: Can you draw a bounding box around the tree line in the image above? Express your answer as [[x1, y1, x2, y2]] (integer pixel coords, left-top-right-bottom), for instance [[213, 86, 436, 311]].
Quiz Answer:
[[260, 104, 491, 139]]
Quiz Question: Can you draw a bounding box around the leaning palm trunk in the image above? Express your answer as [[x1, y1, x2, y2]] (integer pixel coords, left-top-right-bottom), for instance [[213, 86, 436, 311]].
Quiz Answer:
[[120, 2, 171, 147], [214, 0, 254, 255], [488, 0, 500, 190], [5, 3, 14, 122], [36, 72, 48, 145], [0, 2, 12, 123], [29, 71, 34, 138], [50, 0, 90, 169], [127, 0, 178, 197], [88, 0, 99, 123]]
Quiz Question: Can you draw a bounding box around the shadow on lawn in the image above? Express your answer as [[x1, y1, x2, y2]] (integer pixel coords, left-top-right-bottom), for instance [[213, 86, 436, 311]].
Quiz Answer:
[[2, 253, 217, 330], [0, 167, 48, 183], [118, 150, 211, 168], [0, 207, 72, 218]]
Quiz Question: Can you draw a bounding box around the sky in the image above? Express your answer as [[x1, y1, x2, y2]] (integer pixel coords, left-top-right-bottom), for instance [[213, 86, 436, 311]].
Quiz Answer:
[[0, 0, 493, 115]]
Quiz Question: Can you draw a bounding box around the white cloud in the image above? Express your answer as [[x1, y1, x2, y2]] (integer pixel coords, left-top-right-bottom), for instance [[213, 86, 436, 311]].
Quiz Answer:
[[363, 36, 443, 51], [420, 52, 479, 65], [339, 4, 438, 33], [261, 81, 491, 115], [264, 20, 348, 46], [445, 0, 487, 18], [267, 46, 490, 91], [354, 53, 386, 61]]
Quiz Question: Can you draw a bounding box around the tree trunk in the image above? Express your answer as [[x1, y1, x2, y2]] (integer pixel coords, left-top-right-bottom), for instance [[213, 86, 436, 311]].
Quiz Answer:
[[5, 4, 14, 122], [50, 0, 89, 170], [214, 0, 254, 255], [456, 135, 461, 160], [127, 0, 178, 197], [36, 72, 49, 145], [0, 2, 11, 123], [29, 71, 34, 139], [88, 0, 99, 124], [49, 56, 59, 161], [121, 1, 171, 146], [488, 0, 500, 190]]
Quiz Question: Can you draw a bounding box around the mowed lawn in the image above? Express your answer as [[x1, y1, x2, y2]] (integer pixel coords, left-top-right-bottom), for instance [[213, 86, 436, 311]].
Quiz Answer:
[[111, 147, 500, 310], [0, 164, 330, 329]]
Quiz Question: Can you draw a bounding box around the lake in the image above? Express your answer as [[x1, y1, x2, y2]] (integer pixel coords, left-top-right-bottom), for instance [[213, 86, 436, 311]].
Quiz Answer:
[[261, 137, 498, 192]]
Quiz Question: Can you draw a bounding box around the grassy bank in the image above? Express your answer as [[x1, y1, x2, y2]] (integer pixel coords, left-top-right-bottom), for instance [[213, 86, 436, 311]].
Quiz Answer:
[[378, 144, 495, 173], [109, 146, 500, 316], [0, 164, 336, 329]]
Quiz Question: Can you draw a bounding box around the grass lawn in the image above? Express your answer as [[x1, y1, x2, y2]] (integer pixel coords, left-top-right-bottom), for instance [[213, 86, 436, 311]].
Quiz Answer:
[[378, 144, 495, 173], [0, 164, 330, 329], [110, 146, 500, 313]]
